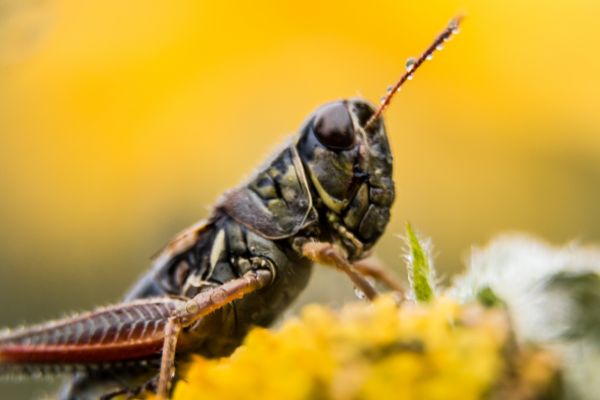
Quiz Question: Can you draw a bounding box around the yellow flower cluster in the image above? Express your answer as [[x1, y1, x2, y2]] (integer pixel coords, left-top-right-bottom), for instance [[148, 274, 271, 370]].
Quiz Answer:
[[165, 297, 558, 400]]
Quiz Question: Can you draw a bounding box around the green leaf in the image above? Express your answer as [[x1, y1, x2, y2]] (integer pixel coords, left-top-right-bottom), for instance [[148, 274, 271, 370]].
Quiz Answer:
[[405, 223, 435, 303]]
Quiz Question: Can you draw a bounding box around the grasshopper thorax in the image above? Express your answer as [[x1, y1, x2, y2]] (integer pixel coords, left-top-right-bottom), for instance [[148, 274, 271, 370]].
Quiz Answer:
[[297, 100, 395, 259], [222, 15, 463, 259]]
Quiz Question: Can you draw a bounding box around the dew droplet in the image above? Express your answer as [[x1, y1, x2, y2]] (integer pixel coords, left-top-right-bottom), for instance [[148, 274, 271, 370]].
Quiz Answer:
[[426, 54, 433, 61], [380, 96, 386, 104], [407, 74, 413, 81], [395, 87, 402, 93], [405, 57, 416, 72], [386, 86, 393, 94], [436, 44, 444, 51], [354, 286, 367, 300]]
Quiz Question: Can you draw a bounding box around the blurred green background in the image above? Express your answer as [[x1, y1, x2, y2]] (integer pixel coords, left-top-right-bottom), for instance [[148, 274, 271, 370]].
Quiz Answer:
[[1, 0, 600, 398]]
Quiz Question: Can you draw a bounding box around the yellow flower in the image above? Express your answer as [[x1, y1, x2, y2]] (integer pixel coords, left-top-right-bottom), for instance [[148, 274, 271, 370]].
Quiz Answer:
[[159, 296, 558, 400]]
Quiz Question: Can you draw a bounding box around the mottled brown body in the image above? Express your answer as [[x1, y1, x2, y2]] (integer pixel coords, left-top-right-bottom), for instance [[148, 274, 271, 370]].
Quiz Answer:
[[0, 17, 462, 400], [3, 98, 392, 400]]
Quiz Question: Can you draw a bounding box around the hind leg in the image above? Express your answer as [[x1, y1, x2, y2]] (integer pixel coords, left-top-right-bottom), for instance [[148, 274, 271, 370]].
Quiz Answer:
[[59, 269, 273, 400], [154, 268, 273, 398]]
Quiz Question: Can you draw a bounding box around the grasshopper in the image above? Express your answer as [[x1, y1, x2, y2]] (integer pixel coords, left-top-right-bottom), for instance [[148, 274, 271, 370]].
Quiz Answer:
[[0, 17, 462, 399]]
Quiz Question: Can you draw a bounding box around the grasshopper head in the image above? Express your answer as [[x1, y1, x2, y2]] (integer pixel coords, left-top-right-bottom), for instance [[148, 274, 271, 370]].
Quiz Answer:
[[294, 16, 462, 257], [296, 99, 394, 256]]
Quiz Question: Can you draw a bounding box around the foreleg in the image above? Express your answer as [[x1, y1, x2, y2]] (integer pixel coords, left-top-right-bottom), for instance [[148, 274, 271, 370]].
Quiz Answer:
[[353, 256, 405, 296], [301, 241, 378, 300]]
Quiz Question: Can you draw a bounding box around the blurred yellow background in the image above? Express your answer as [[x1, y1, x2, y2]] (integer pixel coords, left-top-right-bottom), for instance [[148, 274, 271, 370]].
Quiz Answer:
[[1, 0, 600, 396]]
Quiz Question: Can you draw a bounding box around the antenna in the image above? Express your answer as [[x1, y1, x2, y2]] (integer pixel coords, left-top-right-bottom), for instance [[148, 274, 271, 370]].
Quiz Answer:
[[365, 15, 464, 129]]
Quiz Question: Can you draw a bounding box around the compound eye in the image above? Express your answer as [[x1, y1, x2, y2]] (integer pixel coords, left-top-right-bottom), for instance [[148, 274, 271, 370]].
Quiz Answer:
[[313, 102, 355, 150]]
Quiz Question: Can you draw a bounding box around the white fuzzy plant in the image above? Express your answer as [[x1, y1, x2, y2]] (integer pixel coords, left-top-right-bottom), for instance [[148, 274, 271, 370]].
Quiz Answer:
[[447, 234, 600, 400]]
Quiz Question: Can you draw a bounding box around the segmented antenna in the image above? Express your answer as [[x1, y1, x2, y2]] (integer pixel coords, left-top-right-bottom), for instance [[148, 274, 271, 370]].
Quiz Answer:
[[365, 15, 464, 129]]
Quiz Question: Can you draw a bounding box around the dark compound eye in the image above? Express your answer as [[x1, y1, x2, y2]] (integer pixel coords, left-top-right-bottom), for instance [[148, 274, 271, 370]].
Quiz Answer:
[[313, 102, 355, 150]]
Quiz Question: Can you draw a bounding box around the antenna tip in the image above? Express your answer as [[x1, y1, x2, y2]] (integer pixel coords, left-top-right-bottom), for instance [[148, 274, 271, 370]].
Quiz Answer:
[[449, 14, 465, 31], [364, 14, 465, 129]]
